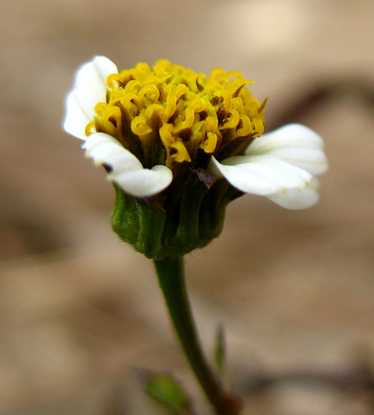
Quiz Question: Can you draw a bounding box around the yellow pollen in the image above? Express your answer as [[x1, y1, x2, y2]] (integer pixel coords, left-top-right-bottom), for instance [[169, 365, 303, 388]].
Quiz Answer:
[[86, 60, 265, 168]]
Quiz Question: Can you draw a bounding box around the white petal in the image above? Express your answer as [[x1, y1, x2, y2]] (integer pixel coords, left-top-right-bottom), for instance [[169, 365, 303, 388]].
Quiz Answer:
[[267, 177, 320, 209], [210, 154, 312, 196], [83, 133, 173, 197], [83, 133, 142, 170], [63, 56, 118, 139], [110, 165, 173, 197], [63, 91, 92, 139], [246, 123, 329, 175]]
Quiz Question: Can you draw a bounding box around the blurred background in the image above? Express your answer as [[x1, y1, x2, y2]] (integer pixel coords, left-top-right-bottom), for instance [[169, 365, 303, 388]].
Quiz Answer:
[[1, 0, 374, 414]]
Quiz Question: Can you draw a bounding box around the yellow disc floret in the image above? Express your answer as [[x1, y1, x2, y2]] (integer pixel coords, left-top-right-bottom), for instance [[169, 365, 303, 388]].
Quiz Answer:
[[87, 60, 265, 169]]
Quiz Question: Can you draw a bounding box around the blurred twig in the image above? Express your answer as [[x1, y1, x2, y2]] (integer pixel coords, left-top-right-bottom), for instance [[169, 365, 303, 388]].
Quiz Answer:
[[241, 354, 374, 411], [269, 77, 374, 130]]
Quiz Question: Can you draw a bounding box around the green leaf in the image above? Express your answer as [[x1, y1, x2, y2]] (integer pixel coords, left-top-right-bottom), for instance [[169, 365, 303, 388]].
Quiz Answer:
[[142, 370, 195, 415], [215, 324, 226, 374]]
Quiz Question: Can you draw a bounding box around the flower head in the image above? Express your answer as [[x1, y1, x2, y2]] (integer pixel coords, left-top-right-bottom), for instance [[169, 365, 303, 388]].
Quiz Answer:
[[63, 56, 328, 258]]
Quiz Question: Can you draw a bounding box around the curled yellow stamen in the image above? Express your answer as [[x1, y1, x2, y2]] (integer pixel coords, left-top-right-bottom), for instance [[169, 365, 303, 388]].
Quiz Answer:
[[87, 59, 265, 168], [200, 132, 218, 154], [131, 115, 152, 136], [170, 141, 191, 163], [85, 121, 96, 136]]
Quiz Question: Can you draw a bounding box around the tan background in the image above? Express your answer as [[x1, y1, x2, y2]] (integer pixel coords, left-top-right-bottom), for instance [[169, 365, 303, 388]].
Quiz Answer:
[[1, 0, 374, 414]]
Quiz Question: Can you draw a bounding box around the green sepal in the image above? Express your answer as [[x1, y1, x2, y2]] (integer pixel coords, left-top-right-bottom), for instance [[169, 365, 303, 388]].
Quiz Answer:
[[111, 184, 166, 258], [111, 170, 240, 259]]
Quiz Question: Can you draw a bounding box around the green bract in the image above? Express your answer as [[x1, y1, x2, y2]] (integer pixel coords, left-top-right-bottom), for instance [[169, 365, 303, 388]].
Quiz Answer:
[[112, 171, 238, 259]]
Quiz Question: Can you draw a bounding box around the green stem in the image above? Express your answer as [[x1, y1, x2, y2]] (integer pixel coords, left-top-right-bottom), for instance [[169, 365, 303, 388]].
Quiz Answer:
[[154, 256, 243, 415]]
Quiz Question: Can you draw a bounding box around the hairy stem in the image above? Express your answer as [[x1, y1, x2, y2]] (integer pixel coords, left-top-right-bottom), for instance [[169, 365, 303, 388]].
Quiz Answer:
[[154, 256, 242, 415]]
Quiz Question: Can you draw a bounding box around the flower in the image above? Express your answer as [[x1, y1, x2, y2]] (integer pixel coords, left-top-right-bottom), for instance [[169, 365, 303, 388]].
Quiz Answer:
[[63, 56, 328, 258]]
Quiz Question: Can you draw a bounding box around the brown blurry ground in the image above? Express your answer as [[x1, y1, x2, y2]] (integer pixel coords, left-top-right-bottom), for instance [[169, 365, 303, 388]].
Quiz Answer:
[[1, 1, 374, 414]]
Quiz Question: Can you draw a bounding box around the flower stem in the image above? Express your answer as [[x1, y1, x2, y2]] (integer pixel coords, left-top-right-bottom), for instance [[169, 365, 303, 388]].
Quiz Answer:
[[153, 256, 243, 415]]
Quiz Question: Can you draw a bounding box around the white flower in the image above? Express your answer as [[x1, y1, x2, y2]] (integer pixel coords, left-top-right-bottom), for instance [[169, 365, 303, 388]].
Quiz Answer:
[[63, 56, 328, 208]]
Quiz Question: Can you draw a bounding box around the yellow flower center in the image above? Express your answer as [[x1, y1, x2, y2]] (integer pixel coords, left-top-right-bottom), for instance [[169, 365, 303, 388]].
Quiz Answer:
[[86, 60, 265, 169]]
